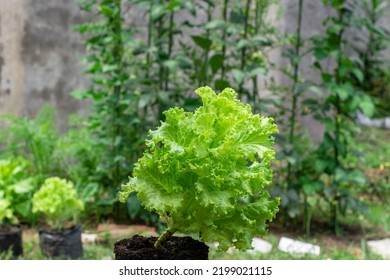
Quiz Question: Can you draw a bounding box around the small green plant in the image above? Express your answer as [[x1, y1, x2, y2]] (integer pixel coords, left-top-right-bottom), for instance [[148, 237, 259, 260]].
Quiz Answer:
[[32, 177, 84, 230], [120, 87, 279, 251]]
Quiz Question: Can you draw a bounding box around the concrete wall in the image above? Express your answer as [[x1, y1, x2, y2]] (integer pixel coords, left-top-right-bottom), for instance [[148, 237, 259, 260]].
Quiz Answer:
[[0, 0, 25, 117], [0, 0, 389, 131], [0, 0, 89, 129]]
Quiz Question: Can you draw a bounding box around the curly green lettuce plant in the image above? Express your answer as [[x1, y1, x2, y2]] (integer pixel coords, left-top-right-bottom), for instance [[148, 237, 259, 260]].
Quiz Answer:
[[32, 177, 84, 230], [120, 86, 279, 251]]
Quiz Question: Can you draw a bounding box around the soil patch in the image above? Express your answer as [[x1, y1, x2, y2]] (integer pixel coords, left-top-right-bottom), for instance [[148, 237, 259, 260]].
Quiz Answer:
[[114, 234, 209, 260]]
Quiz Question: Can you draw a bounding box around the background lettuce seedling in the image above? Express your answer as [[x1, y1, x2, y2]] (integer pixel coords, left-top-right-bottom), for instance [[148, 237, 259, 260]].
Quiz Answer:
[[120, 87, 280, 251], [32, 177, 84, 230]]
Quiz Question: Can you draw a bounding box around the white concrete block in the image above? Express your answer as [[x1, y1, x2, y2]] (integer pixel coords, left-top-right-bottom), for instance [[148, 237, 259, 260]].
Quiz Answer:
[[367, 238, 390, 259], [278, 236, 320, 256], [248, 237, 273, 254], [82, 233, 97, 244]]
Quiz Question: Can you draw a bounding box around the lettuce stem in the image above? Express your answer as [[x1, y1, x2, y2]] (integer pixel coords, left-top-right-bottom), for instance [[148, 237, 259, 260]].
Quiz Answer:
[[154, 227, 176, 248]]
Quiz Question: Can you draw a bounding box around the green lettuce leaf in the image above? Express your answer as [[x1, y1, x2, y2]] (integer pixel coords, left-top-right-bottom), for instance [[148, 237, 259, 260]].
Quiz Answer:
[[120, 86, 279, 251]]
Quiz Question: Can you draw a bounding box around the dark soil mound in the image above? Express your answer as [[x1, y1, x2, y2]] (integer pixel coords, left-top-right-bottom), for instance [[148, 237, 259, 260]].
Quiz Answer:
[[114, 235, 209, 260], [0, 224, 20, 234]]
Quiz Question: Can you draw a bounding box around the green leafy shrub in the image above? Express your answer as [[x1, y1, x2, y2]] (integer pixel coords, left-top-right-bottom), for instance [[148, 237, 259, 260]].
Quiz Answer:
[[32, 177, 84, 230], [0, 105, 59, 178], [120, 87, 279, 251]]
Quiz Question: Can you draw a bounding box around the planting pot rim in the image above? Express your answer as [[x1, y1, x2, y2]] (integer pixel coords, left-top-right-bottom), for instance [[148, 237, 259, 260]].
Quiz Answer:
[[0, 224, 22, 235], [38, 224, 81, 235]]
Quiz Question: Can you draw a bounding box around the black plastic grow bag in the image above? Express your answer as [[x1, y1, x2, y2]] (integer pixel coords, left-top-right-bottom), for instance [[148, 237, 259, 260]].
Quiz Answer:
[[0, 224, 23, 257], [39, 224, 83, 259]]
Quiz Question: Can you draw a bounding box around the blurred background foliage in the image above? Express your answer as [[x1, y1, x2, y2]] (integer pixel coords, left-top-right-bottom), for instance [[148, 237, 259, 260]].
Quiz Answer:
[[0, 0, 389, 237]]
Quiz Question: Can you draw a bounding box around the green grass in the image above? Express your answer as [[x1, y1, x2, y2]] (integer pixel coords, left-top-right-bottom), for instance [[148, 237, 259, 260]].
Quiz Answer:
[[364, 204, 390, 233]]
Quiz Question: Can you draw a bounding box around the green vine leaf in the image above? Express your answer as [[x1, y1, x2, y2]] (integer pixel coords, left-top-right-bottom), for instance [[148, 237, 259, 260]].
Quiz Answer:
[[191, 36, 212, 50]]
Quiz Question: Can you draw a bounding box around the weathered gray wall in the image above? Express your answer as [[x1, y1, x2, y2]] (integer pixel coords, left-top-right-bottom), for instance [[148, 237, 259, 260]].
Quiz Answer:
[[0, 0, 389, 131], [0, 0, 25, 117], [0, 0, 89, 129], [21, 0, 90, 123]]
